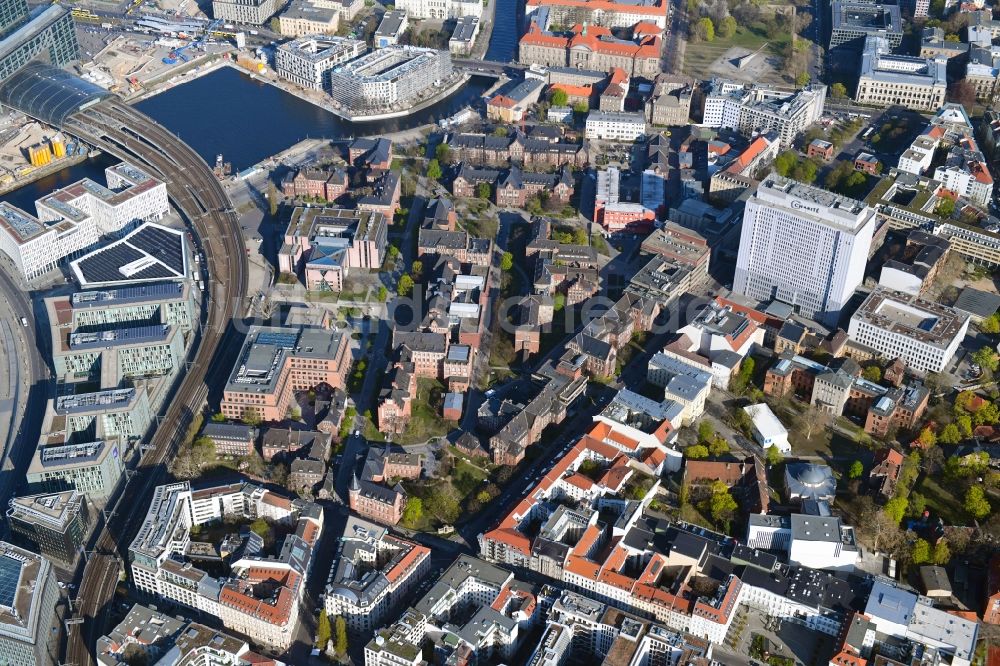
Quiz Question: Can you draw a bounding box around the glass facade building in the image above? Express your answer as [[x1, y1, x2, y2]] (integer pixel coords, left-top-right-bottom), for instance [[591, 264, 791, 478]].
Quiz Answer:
[[0, 2, 79, 84]]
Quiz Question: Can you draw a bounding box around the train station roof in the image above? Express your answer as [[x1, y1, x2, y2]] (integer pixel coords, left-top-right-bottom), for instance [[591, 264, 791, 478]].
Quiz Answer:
[[0, 62, 110, 126]]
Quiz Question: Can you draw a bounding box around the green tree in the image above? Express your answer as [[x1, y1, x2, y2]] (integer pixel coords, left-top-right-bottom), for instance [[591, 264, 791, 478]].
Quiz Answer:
[[975, 401, 1000, 426], [831, 82, 848, 98], [435, 142, 451, 164], [685, 444, 709, 459], [427, 159, 442, 181], [956, 414, 973, 438], [707, 481, 737, 523], [935, 198, 955, 218], [697, 421, 715, 443], [500, 252, 513, 271], [795, 72, 811, 87], [862, 366, 882, 383], [911, 538, 931, 565], [916, 427, 937, 448], [932, 540, 951, 565], [242, 407, 262, 426], [211, 412, 226, 422], [426, 485, 461, 523], [477, 181, 492, 200], [493, 126, 509, 137], [551, 88, 569, 107], [334, 615, 348, 656], [972, 347, 1000, 373], [377, 286, 388, 301], [717, 15, 737, 38], [884, 496, 908, 524], [709, 436, 730, 458], [980, 312, 1000, 334], [397, 274, 414, 297], [250, 518, 270, 541], [315, 609, 331, 650], [964, 485, 992, 520], [766, 444, 784, 466], [938, 423, 962, 445], [572, 101, 590, 114], [848, 460, 864, 479], [267, 182, 278, 217], [694, 16, 715, 41], [553, 293, 566, 311], [401, 497, 423, 527], [411, 259, 423, 279]]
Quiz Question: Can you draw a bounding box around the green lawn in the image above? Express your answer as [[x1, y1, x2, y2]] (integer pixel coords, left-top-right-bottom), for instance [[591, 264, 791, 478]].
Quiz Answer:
[[683, 25, 774, 76], [913, 474, 967, 525], [397, 378, 451, 445]]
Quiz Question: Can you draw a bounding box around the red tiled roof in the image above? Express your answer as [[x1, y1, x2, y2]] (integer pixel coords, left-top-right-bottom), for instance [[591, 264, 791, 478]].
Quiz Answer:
[[725, 135, 771, 175]]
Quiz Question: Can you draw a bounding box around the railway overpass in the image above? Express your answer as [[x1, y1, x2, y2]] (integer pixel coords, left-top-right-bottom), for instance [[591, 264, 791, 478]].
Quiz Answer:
[[0, 63, 249, 666]]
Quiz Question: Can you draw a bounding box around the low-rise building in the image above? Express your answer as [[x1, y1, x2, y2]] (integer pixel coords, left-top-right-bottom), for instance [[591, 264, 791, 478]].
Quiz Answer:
[[487, 77, 545, 123], [647, 75, 693, 126], [199, 422, 257, 457], [277, 0, 339, 36], [743, 403, 790, 454], [848, 288, 969, 373], [393, 0, 482, 19], [374, 10, 407, 48], [279, 206, 388, 291], [855, 35, 946, 112], [453, 164, 574, 207], [449, 15, 479, 55], [585, 110, 647, 141], [518, 22, 661, 78]]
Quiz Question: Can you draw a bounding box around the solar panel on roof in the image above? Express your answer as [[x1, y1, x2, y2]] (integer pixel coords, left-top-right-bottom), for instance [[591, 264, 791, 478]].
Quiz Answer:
[[256, 331, 298, 348], [0, 556, 22, 609]]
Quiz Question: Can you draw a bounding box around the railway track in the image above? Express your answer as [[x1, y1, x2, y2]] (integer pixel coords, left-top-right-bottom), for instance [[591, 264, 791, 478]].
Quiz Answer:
[[60, 99, 248, 666]]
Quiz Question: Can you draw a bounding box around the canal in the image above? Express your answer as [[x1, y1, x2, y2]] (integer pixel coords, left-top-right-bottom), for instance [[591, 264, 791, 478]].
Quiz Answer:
[[484, 0, 522, 62]]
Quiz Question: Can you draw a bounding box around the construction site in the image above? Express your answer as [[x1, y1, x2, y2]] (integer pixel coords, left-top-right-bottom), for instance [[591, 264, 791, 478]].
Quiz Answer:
[[0, 113, 88, 195]]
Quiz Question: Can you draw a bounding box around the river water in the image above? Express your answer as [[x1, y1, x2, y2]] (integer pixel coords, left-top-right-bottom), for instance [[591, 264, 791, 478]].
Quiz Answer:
[[4, 67, 494, 207], [6, 7, 523, 206]]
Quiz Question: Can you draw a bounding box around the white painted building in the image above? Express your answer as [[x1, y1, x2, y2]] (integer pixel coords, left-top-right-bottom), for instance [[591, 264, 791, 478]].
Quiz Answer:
[[848, 288, 969, 373], [325, 517, 431, 633], [392, 0, 482, 19], [585, 111, 647, 142], [788, 514, 858, 572], [0, 163, 167, 281], [743, 403, 790, 454], [734, 174, 876, 326]]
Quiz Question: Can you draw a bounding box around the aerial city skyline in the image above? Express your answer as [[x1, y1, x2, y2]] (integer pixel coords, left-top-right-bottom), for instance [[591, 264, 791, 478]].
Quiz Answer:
[[0, 0, 998, 663]]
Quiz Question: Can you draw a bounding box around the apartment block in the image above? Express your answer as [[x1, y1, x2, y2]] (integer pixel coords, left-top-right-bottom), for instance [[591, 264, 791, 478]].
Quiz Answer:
[[325, 516, 431, 632], [275, 35, 366, 89]]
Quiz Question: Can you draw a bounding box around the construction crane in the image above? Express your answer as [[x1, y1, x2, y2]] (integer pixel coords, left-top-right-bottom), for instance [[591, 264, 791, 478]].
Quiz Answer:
[[162, 19, 222, 65]]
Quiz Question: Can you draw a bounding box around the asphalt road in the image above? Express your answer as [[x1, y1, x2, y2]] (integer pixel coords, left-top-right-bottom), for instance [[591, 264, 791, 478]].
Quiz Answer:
[[0, 267, 49, 526]]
